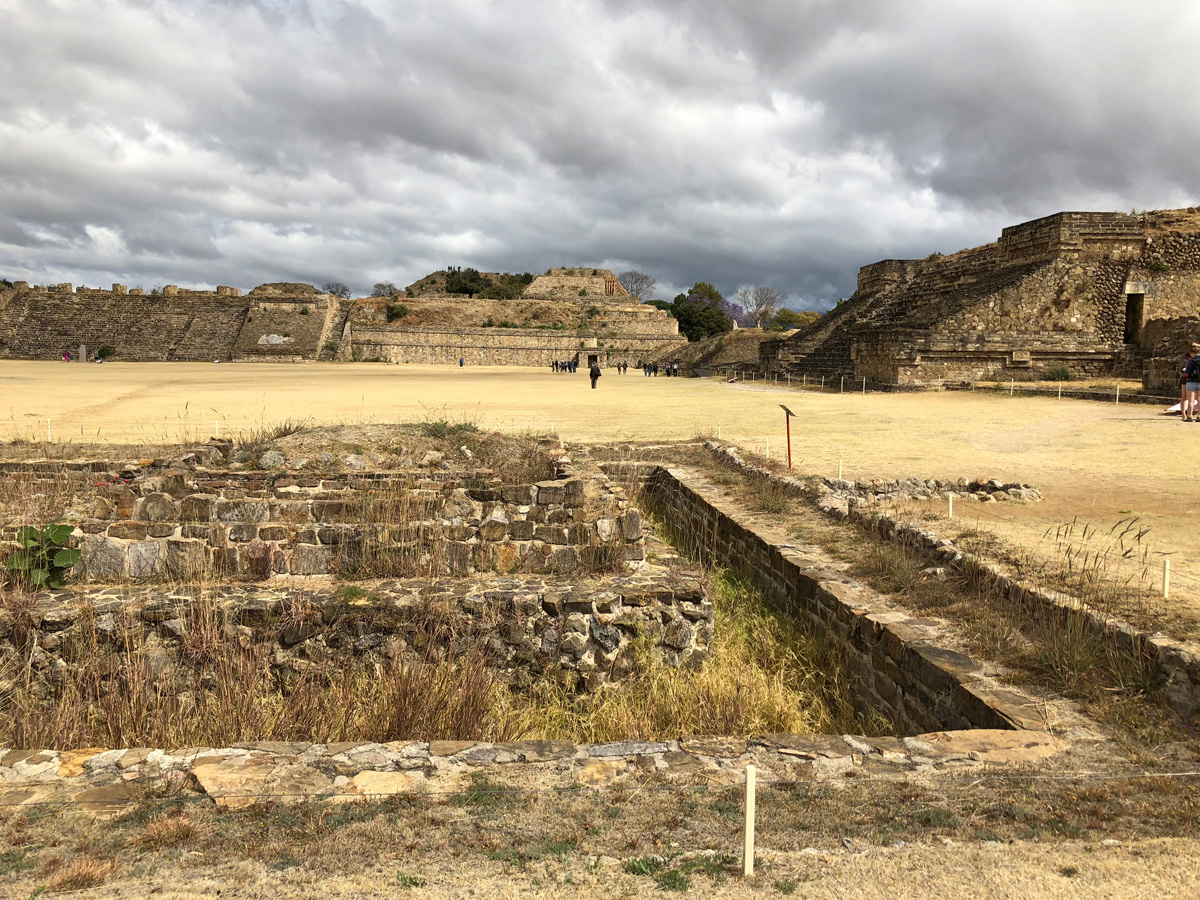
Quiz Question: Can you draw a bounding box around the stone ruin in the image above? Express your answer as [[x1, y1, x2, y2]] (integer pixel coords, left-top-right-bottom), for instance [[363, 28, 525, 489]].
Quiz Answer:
[[761, 208, 1200, 392], [0, 267, 686, 368], [0, 435, 714, 701]]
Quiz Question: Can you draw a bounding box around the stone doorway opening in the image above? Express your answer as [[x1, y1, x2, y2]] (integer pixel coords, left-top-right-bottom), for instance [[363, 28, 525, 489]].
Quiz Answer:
[[1124, 293, 1144, 344], [587, 353, 599, 368]]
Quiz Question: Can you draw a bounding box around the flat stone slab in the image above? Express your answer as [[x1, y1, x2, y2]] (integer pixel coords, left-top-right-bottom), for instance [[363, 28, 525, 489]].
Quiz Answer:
[[0, 730, 1070, 810]]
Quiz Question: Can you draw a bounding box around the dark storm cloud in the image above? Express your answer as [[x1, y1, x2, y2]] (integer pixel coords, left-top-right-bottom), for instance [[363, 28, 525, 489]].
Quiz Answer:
[[0, 0, 1195, 310]]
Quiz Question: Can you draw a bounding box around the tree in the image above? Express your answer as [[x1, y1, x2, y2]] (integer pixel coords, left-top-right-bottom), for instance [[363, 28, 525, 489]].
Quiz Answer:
[[671, 282, 733, 342], [444, 267, 490, 298], [321, 281, 351, 299], [371, 281, 398, 297], [617, 270, 656, 301], [734, 285, 785, 328]]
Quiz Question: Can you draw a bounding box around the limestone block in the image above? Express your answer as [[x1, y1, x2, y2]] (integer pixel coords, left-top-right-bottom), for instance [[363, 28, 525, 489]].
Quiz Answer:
[[567, 524, 592, 545], [127, 540, 160, 579], [508, 520, 535, 541], [147, 523, 175, 538], [180, 494, 217, 522], [662, 618, 694, 650], [289, 543, 331, 575], [446, 541, 471, 574], [595, 517, 616, 542], [240, 541, 276, 579], [479, 514, 509, 541], [165, 538, 208, 578], [258, 525, 288, 542], [312, 499, 363, 523], [228, 522, 257, 543], [590, 621, 621, 653], [108, 521, 148, 541], [82, 534, 128, 581], [619, 511, 642, 541], [501, 484, 534, 505], [134, 493, 178, 524], [535, 481, 565, 504], [215, 500, 270, 523], [562, 479, 585, 507], [534, 525, 567, 545], [560, 631, 588, 655], [212, 546, 239, 575], [551, 546, 580, 573], [272, 501, 311, 524]]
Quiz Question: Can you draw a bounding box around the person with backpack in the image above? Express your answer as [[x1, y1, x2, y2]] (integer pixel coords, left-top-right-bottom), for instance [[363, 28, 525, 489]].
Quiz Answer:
[[589, 361, 602, 389]]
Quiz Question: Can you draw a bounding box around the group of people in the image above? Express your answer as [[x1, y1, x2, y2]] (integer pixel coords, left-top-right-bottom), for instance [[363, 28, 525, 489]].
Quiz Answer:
[[551, 360, 579, 373], [1181, 343, 1200, 420], [637, 361, 680, 377]]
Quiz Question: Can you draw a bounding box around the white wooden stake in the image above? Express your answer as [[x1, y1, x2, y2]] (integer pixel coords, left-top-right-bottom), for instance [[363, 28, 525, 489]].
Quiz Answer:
[[717, 423, 721, 438], [803, 374, 807, 387], [948, 494, 953, 519], [215, 419, 220, 437], [787, 374, 791, 387], [743, 765, 756, 878], [1058, 383, 1062, 400], [862, 377, 866, 395], [1115, 385, 1120, 405], [1163, 559, 1170, 599], [838, 459, 843, 481], [1009, 379, 1014, 396], [840, 375, 845, 393]]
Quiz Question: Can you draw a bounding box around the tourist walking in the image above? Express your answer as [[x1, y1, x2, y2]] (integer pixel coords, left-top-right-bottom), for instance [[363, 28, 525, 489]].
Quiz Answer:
[[1185, 344, 1200, 421], [589, 362, 602, 389], [1182, 347, 1194, 417]]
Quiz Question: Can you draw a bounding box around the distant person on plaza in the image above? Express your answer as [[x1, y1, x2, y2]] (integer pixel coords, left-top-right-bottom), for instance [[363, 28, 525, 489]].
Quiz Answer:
[[589, 361, 601, 389], [459, 357, 464, 367], [62, 349, 69, 362], [1184, 344, 1200, 421], [1181, 347, 1194, 417]]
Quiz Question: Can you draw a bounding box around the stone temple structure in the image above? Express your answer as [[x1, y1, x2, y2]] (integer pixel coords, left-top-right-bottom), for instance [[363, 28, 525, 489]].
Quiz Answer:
[[760, 208, 1200, 394], [0, 267, 686, 367]]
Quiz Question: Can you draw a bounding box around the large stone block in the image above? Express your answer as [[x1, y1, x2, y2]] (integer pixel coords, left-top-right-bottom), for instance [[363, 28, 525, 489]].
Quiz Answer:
[[82, 535, 128, 581], [180, 494, 216, 522], [215, 500, 270, 523], [535, 481, 565, 504], [289, 543, 331, 575], [127, 540, 160, 579], [619, 511, 642, 541], [165, 538, 208, 578], [134, 493, 177, 524], [107, 521, 147, 541]]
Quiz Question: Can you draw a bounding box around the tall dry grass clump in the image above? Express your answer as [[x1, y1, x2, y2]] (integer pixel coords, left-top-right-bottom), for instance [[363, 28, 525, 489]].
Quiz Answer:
[[504, 570, 863, 741]]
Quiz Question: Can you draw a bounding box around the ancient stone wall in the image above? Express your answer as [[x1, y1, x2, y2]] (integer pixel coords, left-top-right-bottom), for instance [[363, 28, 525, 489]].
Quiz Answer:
[[523, 268, 629, 301], [0, 284, 251, 361], [352, 325, 684, 366], [5, 572, 712, 695], [765, 209, 1200, 386], [2, 468, 648, 582], [233, 298, 337, 361], [642, 467, 1043, 734]]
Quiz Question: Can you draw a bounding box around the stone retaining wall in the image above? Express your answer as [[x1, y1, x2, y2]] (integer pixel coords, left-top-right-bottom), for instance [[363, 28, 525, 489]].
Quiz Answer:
[[0, 729, 1066, 813], [0, 461, 648, 581], [1, 573, 713, 694], [641, 467, 1046, 734], [698, 444, 1200, 726]]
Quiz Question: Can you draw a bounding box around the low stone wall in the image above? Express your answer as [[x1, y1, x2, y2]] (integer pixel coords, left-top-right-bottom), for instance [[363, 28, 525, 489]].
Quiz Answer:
[[352, 325, 685, 367], [0, 729, 1066, 813], [6, 471, 647, 581], [642, 467, 1046, 734], [1, 573, 712, 694], [698, 444, 1200, 726]]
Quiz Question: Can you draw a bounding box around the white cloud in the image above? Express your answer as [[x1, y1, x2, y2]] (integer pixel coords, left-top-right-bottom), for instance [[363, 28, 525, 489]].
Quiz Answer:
[[0, 0, 1195, 308]]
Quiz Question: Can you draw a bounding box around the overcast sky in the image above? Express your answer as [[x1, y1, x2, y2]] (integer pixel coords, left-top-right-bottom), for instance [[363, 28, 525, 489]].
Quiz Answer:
[[1, 0, 1197, 309]]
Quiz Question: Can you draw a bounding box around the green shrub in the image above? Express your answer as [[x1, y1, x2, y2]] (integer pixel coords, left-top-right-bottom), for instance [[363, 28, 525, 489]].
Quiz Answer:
[[1042, 366, 1073, 381], [324, 340, 338, 353], [299, 306, 310, 315], [579, 288, 588, 297], [586, 305, 600, 318], [5, 523, 80, 589], [386, 303, 409, 322], [97, 345, 116, 359]]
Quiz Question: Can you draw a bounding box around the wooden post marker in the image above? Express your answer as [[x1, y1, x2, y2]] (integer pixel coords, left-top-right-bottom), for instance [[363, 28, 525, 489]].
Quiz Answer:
[[862, 377, 866, 395], [743, 765, 757, 878], [1115, 385, 1121, 405], [948, 494, 953, 519], [1009, 379, 1015, 396], [1058, 382, 1062, 400], [1163, 559, 1171, 599], [840, 375, 845, 393]]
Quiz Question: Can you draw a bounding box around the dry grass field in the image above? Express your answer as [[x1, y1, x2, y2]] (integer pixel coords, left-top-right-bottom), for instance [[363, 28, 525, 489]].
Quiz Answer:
[[2, 360, 1197, 626]]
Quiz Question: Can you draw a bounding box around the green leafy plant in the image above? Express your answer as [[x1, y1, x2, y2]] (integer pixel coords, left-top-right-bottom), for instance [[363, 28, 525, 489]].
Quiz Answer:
[[97, 344, 116, 359], [386, 303, 409, 322], [300, 306, 310, 315], [578, 288, 588, 297], [6, 523, 80, 588]]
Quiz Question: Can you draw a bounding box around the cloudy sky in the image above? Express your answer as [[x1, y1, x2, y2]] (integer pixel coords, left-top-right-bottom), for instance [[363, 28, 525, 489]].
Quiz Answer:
[[1, 0, 1197, 309]]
